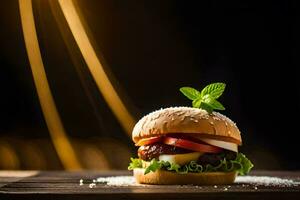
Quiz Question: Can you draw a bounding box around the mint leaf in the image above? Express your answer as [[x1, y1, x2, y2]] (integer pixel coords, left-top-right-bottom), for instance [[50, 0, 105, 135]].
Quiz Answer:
[[193, 95, 224, 110], [180, 87, 201, 100], [199, 102, 213, 113], [201, 94, 214, 105], [180, 82, 226, 113], [201, 83, 226, 99], [192, 98, 201, 108], [206, 99, 225, 110]]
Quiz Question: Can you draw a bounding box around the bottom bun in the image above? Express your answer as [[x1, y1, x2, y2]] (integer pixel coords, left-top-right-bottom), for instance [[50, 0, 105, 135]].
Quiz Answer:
[[134, 168, 237, 185]]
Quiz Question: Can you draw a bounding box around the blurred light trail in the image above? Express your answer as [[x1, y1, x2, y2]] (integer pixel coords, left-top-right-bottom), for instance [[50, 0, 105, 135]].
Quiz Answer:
[[57, 0, 136, 136], [19, 0, 82, 170], [0, 142, 20, 169]]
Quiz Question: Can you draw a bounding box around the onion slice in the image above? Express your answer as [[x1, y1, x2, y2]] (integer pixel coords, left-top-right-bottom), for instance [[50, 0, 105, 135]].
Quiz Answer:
[[198, 138, 238, 152]]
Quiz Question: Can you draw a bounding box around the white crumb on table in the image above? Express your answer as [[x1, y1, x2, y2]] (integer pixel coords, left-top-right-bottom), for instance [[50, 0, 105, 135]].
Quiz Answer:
[[79, 179, 84, 186], [235, 176, 300, 187], [89, 183, 96, 188]]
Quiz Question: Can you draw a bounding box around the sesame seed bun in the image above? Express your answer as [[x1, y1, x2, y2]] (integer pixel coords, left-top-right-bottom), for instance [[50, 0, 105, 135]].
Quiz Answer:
[[132, 107, 242, 145], [134, 168, 237, 185]]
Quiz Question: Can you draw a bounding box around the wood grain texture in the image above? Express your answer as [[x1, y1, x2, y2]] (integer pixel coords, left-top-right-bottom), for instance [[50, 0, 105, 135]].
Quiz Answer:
[[0, 170, 299, 200]]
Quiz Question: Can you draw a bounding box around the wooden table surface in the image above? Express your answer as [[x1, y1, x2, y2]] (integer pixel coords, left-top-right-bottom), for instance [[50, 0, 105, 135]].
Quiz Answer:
[[0, 170, 299, 200]]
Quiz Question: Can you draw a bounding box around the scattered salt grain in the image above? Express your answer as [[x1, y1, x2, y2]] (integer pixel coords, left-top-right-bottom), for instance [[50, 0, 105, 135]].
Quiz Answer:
[[79, 179, 84, 186], [96, 176, 137, 186], [80, 175, 299, 188], [236, 176, 299, 187]]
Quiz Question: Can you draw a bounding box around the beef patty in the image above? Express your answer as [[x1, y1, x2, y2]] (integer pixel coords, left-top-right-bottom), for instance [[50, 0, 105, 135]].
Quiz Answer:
[[138, 143, 237, 166], [138, 143, 192, 161]]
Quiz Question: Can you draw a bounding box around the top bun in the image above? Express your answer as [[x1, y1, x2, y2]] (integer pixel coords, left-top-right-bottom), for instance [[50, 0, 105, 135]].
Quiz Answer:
[[132, 107, 242, 145]]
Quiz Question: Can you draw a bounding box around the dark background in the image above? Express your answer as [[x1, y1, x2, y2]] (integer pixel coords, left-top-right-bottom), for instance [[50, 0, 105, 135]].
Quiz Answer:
[[0, 0, 298, 170]]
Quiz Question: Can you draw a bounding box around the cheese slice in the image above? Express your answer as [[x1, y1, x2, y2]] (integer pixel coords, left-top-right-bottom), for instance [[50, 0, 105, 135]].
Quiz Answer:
[[159, 152, 203, 165]]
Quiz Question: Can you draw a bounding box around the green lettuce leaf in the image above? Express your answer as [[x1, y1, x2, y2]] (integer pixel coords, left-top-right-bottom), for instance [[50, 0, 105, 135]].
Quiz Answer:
[[144, 159, 161, 174], [233, 153, 254, 175], [128, 157, 142, 170], [128, 153, 253, 175]]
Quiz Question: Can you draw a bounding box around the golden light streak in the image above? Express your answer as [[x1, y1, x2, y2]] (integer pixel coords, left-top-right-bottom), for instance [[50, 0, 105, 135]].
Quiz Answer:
[[0, 142, 20, 169], [57, 0, 135, 135], [19, 0, 82, 170]]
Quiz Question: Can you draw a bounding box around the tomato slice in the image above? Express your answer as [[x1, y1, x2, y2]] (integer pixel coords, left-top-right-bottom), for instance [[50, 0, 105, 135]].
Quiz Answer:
[[136, 136, 162, 146], [163, 137, 222, 153]]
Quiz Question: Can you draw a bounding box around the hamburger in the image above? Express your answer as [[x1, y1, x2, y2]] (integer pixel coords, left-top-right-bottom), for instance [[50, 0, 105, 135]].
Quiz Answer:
[[128, 83, 253, 185]]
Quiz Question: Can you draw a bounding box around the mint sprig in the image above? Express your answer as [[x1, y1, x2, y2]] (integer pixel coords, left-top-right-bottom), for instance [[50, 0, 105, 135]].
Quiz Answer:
[[180, 83, 226, 113]]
